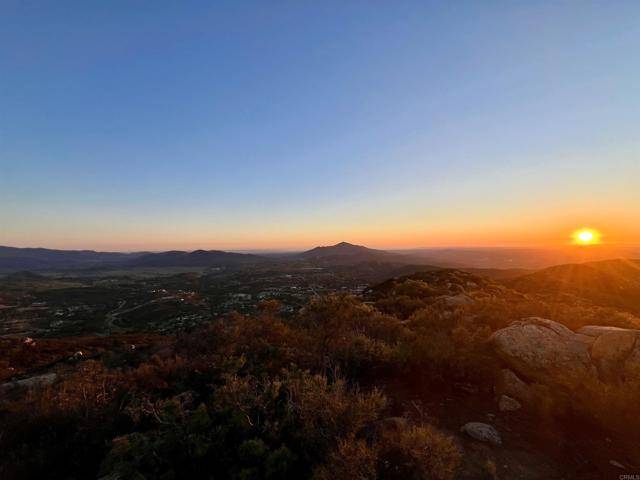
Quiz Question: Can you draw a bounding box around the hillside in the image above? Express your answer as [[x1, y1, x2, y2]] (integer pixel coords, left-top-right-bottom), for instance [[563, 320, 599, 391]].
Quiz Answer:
[[0, 246, 270, 272], [399, 246, 640, 269], [3, 268, 640, 479], [508, 258, 640, 313], [128, 249, 269, 268], [0, 246, 141, 273]]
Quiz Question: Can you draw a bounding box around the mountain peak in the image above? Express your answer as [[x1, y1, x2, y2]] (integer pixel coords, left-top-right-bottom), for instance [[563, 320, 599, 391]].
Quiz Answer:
[[299, 241, 400, 265]]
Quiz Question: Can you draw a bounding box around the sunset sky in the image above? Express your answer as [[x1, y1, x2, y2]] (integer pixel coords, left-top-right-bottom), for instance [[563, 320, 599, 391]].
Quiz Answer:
[[1, 1, 639, 251]]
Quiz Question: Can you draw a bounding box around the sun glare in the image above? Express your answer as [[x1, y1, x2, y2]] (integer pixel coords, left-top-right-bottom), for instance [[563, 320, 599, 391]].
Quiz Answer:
[[572, 228, 601, 245]]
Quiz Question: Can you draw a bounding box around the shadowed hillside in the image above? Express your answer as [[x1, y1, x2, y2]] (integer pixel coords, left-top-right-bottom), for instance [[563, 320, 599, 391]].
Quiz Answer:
[[129, 250, 270, 268], [508, 259, 640, 313], [0, 246, 142, 273]]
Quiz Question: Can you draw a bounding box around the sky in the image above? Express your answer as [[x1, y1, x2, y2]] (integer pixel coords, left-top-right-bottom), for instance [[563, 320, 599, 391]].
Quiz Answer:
[[1, 1, 639, 251]]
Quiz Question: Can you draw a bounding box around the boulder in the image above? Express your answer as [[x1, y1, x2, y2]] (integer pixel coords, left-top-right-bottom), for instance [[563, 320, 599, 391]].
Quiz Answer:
[[460, 422, 502, 445], [578, 325, 640, 380], [492, 319, 640, 398], [594, 334, 636, 378], [490, 317, 595, 387], [498, 395, 521, 412], [578, 325, 636, 338], [0, 372, 57, 395], [444, 293, 474, 307], [578, 326, 638, 361], [499, 369, 534, 405], [624, 347, 640, 379]]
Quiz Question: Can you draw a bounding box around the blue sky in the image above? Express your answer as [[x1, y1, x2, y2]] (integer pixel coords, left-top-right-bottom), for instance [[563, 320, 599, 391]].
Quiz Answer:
[[1, 1, 639, 250]]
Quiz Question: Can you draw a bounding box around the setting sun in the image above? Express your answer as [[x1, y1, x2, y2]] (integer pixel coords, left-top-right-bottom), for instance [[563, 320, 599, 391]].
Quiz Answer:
[[572, 228, 601, 245]]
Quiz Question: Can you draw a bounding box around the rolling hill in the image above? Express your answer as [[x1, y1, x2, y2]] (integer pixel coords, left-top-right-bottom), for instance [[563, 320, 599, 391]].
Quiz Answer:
[[128, 249, 269, 268], [0, 246, 269, 273], [0, 246, 142, 273], [508, 258, 640, 312]]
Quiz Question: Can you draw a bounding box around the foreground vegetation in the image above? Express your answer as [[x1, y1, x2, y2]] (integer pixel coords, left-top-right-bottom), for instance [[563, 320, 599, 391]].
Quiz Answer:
[[1, 270, 639, 479]]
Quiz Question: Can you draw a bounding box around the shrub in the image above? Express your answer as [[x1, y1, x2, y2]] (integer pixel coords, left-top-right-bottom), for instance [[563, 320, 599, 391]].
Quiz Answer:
[[299, 294, 406, 376], [315, 423, 461, 480], [313, 436, 377, 480], [377, 424, 461, 480]]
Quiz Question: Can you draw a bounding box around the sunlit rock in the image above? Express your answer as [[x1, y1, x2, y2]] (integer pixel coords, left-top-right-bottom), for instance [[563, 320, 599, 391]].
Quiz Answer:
[[578, 325, 640, 381], [490, 317, 595, 388]]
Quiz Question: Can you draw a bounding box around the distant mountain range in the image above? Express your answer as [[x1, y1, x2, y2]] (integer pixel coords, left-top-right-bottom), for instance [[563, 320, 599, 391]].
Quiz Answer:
[[130, 250, 269, 268], [0, 246, 140, 272], [0, 246, 270, 272], [0, 242, 417, 273], [2, 243, 639, 286]]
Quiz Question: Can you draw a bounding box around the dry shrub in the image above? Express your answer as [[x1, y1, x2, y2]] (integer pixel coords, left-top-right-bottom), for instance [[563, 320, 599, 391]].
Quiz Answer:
[[577, 375, 640, 442], [299, 294, 406, 375], [130, 354, 189, 391], [315, 423, 461, 480], [231, 313, 307, 373], [404, 307, 495, 383], [313, 436, 377, 480], [482, 459, 498, 479], [290, 373, 387, 449], [393, 279, 439, 299], [26, 360, 128, 420], [375, 295, 428, 319], [377, 424, 461, 480]]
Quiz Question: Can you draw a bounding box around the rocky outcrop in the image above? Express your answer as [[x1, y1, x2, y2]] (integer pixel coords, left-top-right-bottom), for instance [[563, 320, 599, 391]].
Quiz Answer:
[[460, 422, 502, 445], [490, 317, 596, 388], [578, 326, 640, 381], [491, 318, 640, 404]]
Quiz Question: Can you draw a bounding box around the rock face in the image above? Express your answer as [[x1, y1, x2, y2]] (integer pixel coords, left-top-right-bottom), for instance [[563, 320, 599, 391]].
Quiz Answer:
[[499, 369, 535, 405], [490, 317, 595, 388], [578, 326, 640, 381], [491, 318, 640, 404], [460, 422, 502, 445]]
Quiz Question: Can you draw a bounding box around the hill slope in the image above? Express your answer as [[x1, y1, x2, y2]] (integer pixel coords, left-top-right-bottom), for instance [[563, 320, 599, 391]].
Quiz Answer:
[[508, 258, 640, 312], [128, 249, 269, 268], [0, 246, 141, 273]]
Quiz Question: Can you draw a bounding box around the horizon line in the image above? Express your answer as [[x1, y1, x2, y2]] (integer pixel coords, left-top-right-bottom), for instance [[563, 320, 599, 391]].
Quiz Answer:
[[2, 241, 640, 255]]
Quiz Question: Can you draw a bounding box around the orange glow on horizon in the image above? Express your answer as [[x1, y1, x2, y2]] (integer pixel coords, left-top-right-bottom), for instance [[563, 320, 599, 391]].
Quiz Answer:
[[3, 217, 638, 252]]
